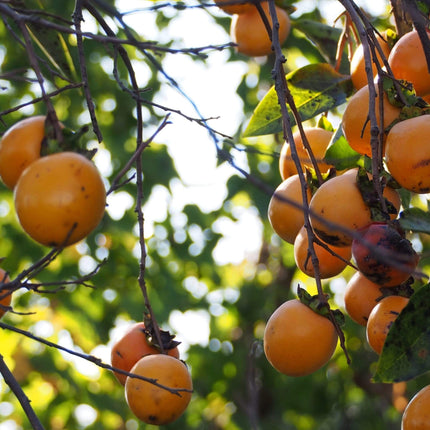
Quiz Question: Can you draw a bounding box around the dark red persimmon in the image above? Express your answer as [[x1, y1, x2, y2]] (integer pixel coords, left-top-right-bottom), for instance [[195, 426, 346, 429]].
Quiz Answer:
[[352, 223, 419, 287]]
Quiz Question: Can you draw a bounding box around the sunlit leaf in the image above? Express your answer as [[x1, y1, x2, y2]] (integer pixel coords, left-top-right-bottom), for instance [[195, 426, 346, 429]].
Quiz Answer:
[[324, 131, 362, 171], [373, 285, 430, 383], [243, 63, 353, 137]]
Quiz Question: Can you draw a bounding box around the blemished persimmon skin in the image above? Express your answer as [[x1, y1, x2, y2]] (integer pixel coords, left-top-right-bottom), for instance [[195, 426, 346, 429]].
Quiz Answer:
[[279, 128, 334, 180], [268, 174, 311, 244], [0, 269, 11, 319], [385, 115, 430, 194], [341, 84, 401, 157], [352, 223, 419, 287], [0, 116, 46, 189], [388, 30, 430, 97], [111, 322, 180, 385], [14, 152, 106, 247], [350, 32, 391, 91], [230, 2, 290, 57], [402, 385, 430, 430], [264, 299, 338, 376], [309, 168, 401, 247], [125, 355, 192, 425], [366, 295, 409, 354], [344, 271, 383, 326], [214, 0, 255, 15], [294, 226, 351, 279]]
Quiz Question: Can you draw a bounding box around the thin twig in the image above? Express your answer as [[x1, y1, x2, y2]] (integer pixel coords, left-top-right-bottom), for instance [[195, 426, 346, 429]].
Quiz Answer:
[[0, 354, 45, 430]]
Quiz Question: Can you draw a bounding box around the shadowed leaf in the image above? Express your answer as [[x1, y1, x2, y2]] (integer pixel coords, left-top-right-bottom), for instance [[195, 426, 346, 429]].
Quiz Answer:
[[373, 285, 430, 383]]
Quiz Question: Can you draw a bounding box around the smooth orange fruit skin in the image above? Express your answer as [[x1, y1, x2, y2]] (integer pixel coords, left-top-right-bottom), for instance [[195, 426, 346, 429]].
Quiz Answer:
[[352, 223, 419, 287], [214, 0, 255, 15], [350, 32, 391, 91], [385, 115, 430, 193], [230, 2, 290, 57], [279, 128, 334, 180], [344, 271, 383, 326], [268, 174, 311, 244], [366, 295, 409, 354], [111, 322, 180, 385], [389, 30, 430, 96], [125, 355, 192, 425], [0, 116, 46, 189], [264, 299, 338, 376], [402, 385, 430, 430], [309, 168, 401, 247], [294, 226, 351, 279], [14, 152, 106, 247], [342, 84, 401, 157], [0, 269, 11, 318]]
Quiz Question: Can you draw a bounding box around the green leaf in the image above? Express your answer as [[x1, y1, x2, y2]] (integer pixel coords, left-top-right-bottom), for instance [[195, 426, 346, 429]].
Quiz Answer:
[[399, 207, 430, 234], [26, 23, 77, 81], [373, 285, 430, 383], [324, 130, 362, 171], [243, 63, 352, 137]]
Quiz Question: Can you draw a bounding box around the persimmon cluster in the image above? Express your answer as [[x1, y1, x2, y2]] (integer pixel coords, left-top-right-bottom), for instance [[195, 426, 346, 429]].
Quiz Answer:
[[263, 27, 430, 425]]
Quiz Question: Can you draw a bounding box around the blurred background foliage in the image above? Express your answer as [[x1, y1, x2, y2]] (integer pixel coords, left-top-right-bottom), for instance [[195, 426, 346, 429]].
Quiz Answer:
[[0, 0, 429, 429]]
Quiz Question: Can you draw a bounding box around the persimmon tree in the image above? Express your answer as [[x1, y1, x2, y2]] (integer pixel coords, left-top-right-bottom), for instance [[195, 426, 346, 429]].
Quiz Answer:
[[0, 0, 430, 429]]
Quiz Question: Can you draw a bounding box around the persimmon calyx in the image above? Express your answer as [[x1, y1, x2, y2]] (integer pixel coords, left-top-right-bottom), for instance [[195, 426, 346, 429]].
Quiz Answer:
[[297, 286, 345, 326]]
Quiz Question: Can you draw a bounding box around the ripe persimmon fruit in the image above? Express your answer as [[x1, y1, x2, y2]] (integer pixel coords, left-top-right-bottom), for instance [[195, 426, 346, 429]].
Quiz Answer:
[[125, 354, 192, 425], [385, 115, 430, 194], [230, 2, 290, 57], [350, 31, 391, 91], [268, 174, 311, 244], [14, 152, 106, 247], [342, 84, 401, 157], [344, 271, 383, 326], [294, 226, 351, 279], [0, 116, 46, 189], [366, 295, 409, 354], [402, 384, 430, 430], [388, 30, 430, 96], [352, 222, 419, 287], [214, 0, 255, 15], [279, 127, 334, 180], [0, 268, 11, 318], [264, 299, 338, 376], [111, 322, 180, 385], [309, 168, 401, 247]]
